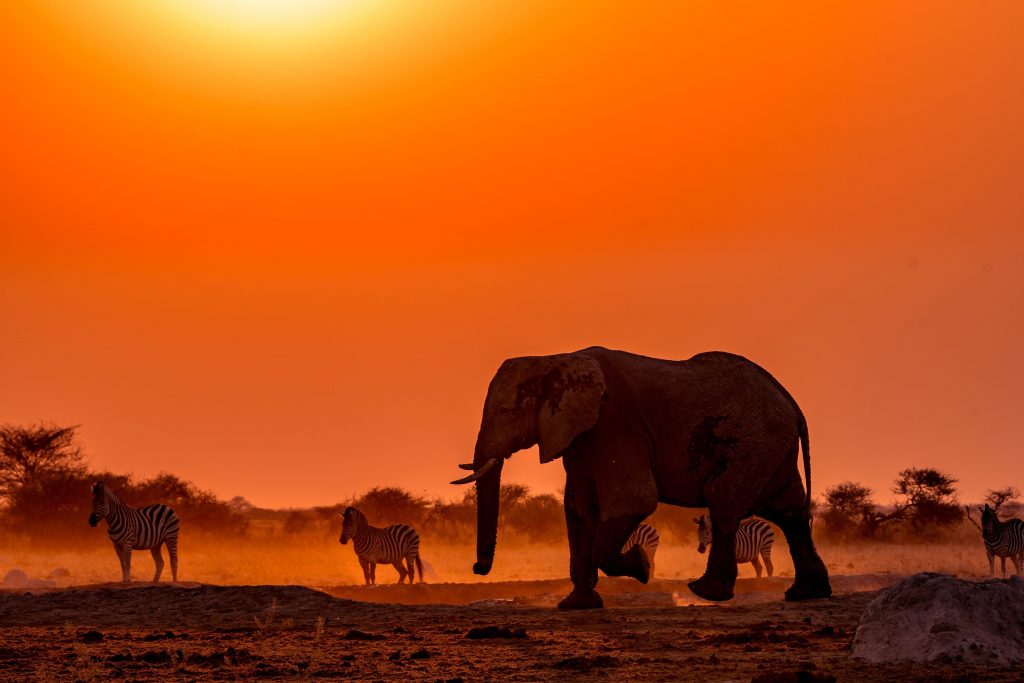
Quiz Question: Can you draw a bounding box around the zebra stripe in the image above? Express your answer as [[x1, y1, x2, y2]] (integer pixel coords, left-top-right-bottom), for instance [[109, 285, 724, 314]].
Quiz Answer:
[[980, 505, 1024, 577], [89, 481, 180, 583], [339, 507, 423, 585], [693, 514, 775, 578], [622, 523, 660, 575]]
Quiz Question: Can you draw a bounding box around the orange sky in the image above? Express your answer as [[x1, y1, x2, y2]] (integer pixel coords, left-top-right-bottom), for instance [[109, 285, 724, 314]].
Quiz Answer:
[[1, 2, 1021, 508]]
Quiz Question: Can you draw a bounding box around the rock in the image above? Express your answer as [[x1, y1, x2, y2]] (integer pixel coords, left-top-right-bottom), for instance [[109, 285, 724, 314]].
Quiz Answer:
[[751, 672, 835, 683], [341, 629, 385, 641], [46, 568, 71, 580], [851, 572, 1024, 664], [78, 630, 104, 644], [553, 655, 620, 670], [465, 626, 527, 639]]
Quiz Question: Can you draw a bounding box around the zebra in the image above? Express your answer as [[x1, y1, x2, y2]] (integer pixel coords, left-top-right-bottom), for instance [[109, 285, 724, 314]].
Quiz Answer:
[[338, 507, 423, 585], [692, 514, 774, 578], [979, 504, 1023, 577], [88, 481, 179, 583], [623, 523, 660, 577]]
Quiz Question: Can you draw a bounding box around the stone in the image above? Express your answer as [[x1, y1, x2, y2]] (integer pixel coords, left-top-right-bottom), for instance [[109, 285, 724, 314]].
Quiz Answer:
[[851, 572, 1024, 664]]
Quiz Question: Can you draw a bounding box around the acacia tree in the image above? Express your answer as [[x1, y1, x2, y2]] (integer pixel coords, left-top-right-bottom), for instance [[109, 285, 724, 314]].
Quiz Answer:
[[892, 467, 962, 530], [0, 423, 84, 500], [351, 486, 430, 528], [984, 487, 1020, 516], [823, 482, 875, 537]]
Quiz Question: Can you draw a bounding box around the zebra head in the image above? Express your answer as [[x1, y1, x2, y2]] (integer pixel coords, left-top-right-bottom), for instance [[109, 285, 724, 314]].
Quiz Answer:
[[981, 504, 996, 535], [89, 481, 108, 527], [339, 507, 363, 544], [693, 514, 712, 553]]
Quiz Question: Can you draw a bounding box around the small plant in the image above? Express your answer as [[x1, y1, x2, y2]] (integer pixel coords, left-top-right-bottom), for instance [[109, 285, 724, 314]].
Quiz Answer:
[[65, 623, 103, 683], [303, 616, 326, 679]]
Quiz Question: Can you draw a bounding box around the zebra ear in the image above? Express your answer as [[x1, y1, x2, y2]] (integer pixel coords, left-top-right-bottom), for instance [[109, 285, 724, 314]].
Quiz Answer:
[[692, 517, 700, 524]]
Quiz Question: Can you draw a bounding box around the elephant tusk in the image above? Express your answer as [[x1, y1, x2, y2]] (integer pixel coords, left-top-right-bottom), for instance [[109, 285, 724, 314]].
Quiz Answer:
[[450, 457, 498, 485], [458, 463, 476, 471]]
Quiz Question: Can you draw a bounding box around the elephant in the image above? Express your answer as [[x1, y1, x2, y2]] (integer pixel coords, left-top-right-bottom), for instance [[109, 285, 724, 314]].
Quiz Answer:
[[451, 347, 831, 608]]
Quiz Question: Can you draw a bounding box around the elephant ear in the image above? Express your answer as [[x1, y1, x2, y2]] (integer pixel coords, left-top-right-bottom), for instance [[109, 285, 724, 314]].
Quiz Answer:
[[537, 355, 606, 463]]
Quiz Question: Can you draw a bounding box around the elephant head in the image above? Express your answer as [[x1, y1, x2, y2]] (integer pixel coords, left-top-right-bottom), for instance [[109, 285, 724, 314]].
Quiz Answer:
[[451, 353, 606, 575]]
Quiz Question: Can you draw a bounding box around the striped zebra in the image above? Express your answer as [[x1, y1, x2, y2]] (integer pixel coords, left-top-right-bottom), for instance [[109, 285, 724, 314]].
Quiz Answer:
[[979, 504, 1023, 577], [623, 523, 660, 577], [88, 481, 179, 583], [693, 514, 774, 578], [338, 507, 423, 585]]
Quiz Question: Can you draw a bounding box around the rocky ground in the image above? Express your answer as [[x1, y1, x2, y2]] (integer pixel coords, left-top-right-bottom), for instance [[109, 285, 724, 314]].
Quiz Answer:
[[0, 576, 1018, 682]]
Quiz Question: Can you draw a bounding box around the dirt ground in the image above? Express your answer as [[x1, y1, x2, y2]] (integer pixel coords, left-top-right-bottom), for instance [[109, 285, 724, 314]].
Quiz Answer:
[[0, 576, 1018, 682]]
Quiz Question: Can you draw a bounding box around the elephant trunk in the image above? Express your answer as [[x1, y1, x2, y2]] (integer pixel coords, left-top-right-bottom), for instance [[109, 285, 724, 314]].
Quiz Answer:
[[473, 457, 504, 575]]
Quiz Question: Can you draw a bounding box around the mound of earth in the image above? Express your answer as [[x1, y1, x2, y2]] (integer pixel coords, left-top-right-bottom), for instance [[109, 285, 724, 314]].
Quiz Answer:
[[321, 574, 901, 606], [1, 569, 54, 590], [0, 584, 372, 629], [851, 572, 1024, 664]]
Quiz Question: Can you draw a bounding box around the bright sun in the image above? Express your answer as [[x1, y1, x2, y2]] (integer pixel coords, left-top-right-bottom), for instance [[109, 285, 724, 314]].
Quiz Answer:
[[192, 0, 359, 29]]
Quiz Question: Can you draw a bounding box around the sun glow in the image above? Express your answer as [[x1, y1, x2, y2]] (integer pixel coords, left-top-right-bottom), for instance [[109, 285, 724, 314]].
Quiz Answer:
[[184, 0, 365, 32]]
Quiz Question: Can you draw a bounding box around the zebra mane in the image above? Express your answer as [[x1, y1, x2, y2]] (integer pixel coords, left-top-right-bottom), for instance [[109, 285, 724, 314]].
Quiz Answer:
[[93, 482, 122, 505]]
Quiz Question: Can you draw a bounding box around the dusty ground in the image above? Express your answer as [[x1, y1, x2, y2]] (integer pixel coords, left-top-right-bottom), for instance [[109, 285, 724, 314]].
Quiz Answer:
[[0, 576, 1018, 682]]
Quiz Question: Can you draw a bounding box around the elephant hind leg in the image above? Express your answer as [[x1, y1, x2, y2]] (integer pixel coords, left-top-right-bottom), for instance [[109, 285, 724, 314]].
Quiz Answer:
[[756, 480, 830, 600], [688, 516, 738, 602]]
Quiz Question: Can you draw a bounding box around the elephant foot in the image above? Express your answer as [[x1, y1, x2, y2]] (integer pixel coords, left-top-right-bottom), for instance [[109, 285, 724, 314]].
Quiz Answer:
[[687, 575, 734, 602], [557, 588, 604, 609], [599, 546, 651, 585], [784, 576, 832, 601]]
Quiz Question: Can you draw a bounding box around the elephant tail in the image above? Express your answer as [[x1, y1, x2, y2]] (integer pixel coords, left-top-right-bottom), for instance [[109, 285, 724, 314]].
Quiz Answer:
[[798, 412, 811, 509]]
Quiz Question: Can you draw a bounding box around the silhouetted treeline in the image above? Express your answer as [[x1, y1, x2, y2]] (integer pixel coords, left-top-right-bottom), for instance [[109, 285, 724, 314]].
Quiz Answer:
[[4, 423, 1015, 548], [820, 468, 1020, 542], [0, 423, 247, 546], [276, 485, 569, 544]]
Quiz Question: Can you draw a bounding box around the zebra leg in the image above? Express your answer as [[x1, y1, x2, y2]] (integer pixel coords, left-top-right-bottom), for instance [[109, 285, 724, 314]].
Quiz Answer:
[[167, 538, 179, 582], [751, 556, 763, 579], [150, 546, 165, 582], [113, 543, 128, 582], [406, 556, 416, 583], [123, 546, 134, 583], [1000, 555, 1007, 578], [370, 562, 377, 585], [359, 559, 370, 585], [763, 551, 774, 578], [558, 480, 602, 609], [392, 562, 408, 584], [987, 549, 995, 576]]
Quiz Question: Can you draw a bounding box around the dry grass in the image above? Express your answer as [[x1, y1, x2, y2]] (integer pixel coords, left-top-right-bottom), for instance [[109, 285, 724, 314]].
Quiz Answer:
[[0, 529, 998, 588]]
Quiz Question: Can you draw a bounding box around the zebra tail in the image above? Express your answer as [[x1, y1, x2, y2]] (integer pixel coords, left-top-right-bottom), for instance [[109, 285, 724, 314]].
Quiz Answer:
[[415, 555, 424, 582], [799, 412, 811, 510]]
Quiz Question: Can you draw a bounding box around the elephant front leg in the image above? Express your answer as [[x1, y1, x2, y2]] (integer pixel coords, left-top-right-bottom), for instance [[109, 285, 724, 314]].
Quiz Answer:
[[558, 483, 602, 610]]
